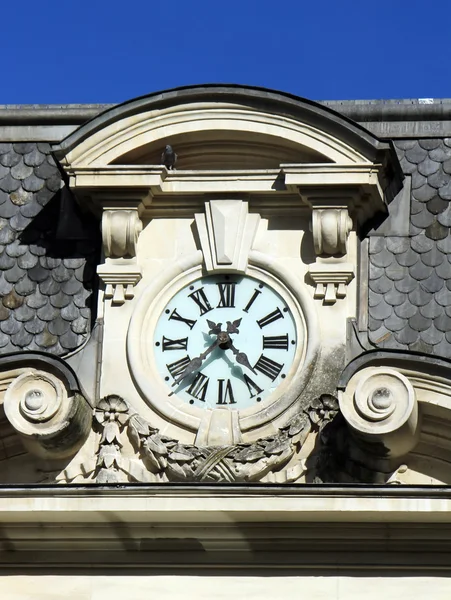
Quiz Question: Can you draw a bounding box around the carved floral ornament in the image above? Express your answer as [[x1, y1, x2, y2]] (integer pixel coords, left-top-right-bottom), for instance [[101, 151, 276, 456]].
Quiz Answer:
[[92, 393, 339, 484]]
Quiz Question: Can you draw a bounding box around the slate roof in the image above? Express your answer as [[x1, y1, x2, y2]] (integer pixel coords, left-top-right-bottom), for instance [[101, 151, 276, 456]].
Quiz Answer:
[[0, 143, 99, 356], [368, 139, 451, 357]]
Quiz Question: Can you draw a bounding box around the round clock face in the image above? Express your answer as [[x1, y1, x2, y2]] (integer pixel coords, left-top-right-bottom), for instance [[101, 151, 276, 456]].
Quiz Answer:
[[153, 274, 297, 410]]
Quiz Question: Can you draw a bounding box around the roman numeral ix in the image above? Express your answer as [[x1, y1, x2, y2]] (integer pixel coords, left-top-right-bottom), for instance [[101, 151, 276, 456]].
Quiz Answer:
[[162, 336, 188, 351]]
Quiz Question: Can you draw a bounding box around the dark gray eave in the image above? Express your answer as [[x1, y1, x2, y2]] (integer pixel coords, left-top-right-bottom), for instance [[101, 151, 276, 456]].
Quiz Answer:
[[2, 95, 451, 141]]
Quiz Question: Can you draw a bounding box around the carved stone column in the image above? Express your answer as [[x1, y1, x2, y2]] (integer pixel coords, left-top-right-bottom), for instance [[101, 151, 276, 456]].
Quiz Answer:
[[3, 370, 92, 459], [339, 366, 420, 459]]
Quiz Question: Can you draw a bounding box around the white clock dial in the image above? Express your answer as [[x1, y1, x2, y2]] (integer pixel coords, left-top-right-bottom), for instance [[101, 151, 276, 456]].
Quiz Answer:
[[153, 274, 297, 410]]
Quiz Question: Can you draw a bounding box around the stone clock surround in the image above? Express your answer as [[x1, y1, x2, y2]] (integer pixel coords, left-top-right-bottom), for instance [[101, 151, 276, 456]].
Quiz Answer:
[[42, 85, 402, 454]]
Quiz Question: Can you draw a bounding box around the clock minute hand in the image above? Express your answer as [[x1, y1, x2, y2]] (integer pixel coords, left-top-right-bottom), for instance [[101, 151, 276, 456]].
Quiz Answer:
[[172, 338, 219, 387]]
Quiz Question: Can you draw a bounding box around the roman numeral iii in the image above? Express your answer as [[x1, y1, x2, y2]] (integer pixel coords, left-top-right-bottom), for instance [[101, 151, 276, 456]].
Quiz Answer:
[[254, 354, 284, 381], [189, 287, 213, 315], [262, 334, 289, 350]]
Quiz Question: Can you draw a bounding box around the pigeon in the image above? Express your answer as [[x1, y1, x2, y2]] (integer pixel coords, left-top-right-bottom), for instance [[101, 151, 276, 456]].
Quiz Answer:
[[161, 145, 177, 170]]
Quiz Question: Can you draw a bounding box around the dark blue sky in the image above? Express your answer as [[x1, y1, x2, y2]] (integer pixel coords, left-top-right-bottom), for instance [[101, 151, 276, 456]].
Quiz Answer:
[[3, 0, 450, 104]]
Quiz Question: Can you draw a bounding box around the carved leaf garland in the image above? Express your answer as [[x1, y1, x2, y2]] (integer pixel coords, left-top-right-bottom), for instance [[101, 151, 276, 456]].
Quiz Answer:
[[92, 393, 340, 484]]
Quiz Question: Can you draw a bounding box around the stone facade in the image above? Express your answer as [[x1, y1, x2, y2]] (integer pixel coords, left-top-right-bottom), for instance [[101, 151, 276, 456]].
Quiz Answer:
[[0, 86, 451, 596]]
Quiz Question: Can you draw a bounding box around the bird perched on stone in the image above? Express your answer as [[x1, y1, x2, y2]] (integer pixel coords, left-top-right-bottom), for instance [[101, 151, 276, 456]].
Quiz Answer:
[[161, 145, 177, 170]]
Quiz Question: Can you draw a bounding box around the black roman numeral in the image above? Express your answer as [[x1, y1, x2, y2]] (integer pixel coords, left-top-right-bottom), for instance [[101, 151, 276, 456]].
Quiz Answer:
[[162, 336, 188, 351], [254, 354, 284, 381], [167, 355, 191, 379], [243, 373, 264, 398], [217, 282, 236, 308], [256, 308, 284, 329], [217, 379, 236, 405], [262, 334, 289, 350], [169, 309, 197, 330], [189, 287, 213, 315], [187, 372, 209, 402], [243, 289, 261, 313]]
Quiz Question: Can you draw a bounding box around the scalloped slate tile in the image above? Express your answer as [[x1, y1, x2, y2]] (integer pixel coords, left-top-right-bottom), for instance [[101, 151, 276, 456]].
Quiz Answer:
[[0, 143, 98, 356]]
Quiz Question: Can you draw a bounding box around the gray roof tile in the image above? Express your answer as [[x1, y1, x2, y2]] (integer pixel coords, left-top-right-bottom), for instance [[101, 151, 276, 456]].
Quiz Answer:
[[427, 196, 449, 215], [0, 173, 21, 193], [420, 299, 444, 318], [0, 151, 21, 168], [405, 143, 428, 163], [0, 143, 99, 357], [420, 271, 445, 294], [369, 297, 392, 320], [413, 183, 436, 202], [23, 147, 45, 167], [418, 157, 441, 177], [395, 300, 417, 319], [425, 220, 449, 240], [420, 247, 444, 267], [13, 143, 35, 155], [430, 145, 451, 162], [10, 159, 33, 181], [421, 324, 444, 345], [394, 325, 419, 345], [384, 313, 406, 331], [428, 167, 449, 188], [22, 174, 45, 193], [409, 312, 432, 332], [419, 139, 442, 150]]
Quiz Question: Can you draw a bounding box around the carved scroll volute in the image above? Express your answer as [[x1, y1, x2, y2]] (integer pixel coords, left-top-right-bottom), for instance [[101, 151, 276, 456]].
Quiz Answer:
[[312, 208, 353, 256], [339, 367, 420, 459], [102, 209, 143, 258], [3, 370, 92, 459]]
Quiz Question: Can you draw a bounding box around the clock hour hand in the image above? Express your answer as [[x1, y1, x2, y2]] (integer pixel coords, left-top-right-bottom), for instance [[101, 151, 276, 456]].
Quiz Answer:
[[172, 338, 219, 387], [228, 341, 256, 375]]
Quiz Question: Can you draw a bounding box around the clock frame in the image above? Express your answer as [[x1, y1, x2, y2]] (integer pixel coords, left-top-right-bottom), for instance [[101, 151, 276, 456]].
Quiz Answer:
[[127, 252, 318, 445]]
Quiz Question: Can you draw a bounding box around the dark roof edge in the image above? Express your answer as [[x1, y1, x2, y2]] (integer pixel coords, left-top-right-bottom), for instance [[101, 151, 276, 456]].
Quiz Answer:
[[2, 99, 451, 126]]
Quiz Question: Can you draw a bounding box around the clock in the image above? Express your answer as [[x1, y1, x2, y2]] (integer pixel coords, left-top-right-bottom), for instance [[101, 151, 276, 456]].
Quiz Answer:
[[127, 255, 314, 445], [153, 273, 298, 410]]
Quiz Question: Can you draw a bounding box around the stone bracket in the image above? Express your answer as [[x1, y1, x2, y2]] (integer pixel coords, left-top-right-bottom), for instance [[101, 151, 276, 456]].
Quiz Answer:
[[102, 209, 143, 259], [97, 263, 142, 305], [311, 207, 353, 255], [195, 200, 260, 273], [308, 262, 354, 304]]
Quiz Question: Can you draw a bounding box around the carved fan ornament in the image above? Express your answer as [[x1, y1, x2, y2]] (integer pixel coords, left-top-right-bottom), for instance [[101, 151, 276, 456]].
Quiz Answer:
[[92, 394, 339, 484]]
